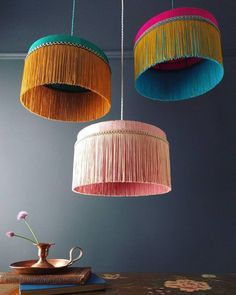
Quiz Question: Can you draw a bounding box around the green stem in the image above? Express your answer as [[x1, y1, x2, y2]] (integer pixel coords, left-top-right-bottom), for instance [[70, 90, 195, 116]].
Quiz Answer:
[[24, 220, 39, 244], [14, 234, 36, 244]]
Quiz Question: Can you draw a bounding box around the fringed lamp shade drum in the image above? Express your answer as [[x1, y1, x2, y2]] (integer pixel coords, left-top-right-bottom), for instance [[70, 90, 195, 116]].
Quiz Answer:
[[20, 35, 111, 122], [72, 120, 171, 197], [134, 7, 224, 101]]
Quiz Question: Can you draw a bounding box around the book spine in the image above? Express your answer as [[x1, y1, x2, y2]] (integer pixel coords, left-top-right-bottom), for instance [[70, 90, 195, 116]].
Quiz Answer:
[[0, 274, 90, 285], [79, 269, 91, 284]]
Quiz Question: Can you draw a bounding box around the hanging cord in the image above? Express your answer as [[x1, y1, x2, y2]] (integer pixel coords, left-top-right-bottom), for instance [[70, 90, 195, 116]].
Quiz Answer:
[[71, 0, 76, 36], [120, 0, 124, 120], [171, 0, 174, 9]]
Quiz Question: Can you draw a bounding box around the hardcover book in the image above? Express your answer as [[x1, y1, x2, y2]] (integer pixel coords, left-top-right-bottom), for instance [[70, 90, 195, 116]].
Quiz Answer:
[[0, 267, 91, 285], [19, 273, 106, 295]]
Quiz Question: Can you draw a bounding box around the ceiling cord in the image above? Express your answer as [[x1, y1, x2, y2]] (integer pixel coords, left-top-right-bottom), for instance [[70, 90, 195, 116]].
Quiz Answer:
[[71, 0, 76, 36], [120, 0, 124, 120]]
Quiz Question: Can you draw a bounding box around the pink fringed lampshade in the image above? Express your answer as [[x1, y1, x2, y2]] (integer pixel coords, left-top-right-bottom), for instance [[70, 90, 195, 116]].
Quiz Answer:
[[72, 120, 171, 196]]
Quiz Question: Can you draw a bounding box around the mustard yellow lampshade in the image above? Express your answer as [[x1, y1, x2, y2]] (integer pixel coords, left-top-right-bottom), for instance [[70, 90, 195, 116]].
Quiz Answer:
[[20, 35, 111, 122]]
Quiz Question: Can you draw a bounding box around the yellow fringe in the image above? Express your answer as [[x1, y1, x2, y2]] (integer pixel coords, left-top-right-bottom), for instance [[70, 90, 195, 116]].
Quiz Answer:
[[134, 19, 223, 79], [20, 45, 111, 122]]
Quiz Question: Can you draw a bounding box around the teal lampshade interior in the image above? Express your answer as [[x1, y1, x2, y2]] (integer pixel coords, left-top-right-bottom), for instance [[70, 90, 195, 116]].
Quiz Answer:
[[45, 84, 89, 93], [135, 58, 224, 101]]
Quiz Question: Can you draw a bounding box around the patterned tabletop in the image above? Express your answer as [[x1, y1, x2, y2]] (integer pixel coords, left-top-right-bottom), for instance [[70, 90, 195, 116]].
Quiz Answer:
[[1, 273, 236, 295]]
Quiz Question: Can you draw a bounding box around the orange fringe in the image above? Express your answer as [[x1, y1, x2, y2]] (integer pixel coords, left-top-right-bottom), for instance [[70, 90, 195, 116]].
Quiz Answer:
[[20, 45, 111, 122]]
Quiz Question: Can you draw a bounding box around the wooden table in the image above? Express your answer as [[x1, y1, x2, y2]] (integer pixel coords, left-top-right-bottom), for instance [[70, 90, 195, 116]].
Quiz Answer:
[[1, 273, 236, 295]]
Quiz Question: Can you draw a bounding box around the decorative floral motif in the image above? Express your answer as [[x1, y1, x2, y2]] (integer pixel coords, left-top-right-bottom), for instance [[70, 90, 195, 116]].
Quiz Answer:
[[146, 287, 168, 295], [164, 279, 211, 292], [101, 274, 121, 280], [101, 274, 128, 280], [202, 274, 216, 278]]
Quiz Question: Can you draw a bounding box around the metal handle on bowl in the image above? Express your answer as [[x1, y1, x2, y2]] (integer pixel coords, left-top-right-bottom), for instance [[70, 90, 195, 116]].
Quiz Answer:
[[67, 246, 83, 266]]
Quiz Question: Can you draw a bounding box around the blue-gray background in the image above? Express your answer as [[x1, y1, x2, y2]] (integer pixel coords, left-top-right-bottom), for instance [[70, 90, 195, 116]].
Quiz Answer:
[[0, 0, 235, 273]]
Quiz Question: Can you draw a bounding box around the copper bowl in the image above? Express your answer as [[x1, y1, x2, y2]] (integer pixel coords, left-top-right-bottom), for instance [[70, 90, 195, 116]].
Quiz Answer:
[[10, 246, 83, 275]]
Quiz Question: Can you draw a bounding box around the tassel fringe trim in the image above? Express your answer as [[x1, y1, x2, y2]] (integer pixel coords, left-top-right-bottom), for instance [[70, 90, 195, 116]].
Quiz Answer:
[[73, 123, 171, 196], [134, 19, 223, 79], [20, 45, 111, 122]]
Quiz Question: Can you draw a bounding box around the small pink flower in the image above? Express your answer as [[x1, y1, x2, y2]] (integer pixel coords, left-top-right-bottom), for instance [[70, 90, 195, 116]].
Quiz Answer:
[[6, 231, 15, 238], [17, 211, 28, 220]]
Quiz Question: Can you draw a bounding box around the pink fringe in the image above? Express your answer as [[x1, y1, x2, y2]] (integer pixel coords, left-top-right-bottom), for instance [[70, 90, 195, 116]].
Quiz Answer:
[[72, 121, 171, 197]]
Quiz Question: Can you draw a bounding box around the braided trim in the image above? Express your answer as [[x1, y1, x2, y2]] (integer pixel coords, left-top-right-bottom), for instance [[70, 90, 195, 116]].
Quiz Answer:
[[27, 41, 109, 65], [76, 129, 169, 145], [135, 15, 220, 47]]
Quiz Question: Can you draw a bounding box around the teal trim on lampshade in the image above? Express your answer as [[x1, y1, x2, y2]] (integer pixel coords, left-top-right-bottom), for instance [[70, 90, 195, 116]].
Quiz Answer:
[[28, 34, 109, 64], [135, 57, 224, 101]]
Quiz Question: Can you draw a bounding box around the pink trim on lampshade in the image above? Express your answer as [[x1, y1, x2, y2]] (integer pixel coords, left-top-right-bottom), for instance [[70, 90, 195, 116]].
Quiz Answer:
[[134, 7, 219, 44], [73, 120, 171, 197]]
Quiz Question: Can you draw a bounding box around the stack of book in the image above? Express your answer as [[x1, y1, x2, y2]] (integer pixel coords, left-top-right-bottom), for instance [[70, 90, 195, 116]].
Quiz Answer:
[[0, 268, 106, 295]]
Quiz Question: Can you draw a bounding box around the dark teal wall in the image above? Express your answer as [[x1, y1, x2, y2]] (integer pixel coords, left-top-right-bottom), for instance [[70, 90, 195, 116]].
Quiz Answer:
[[0, 56, 235, 272], [0, 0, 235, 273]]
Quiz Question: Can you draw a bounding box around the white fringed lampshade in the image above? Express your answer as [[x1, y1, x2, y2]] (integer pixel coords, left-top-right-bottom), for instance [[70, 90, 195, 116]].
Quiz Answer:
[[72, 120, 171, 196]]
